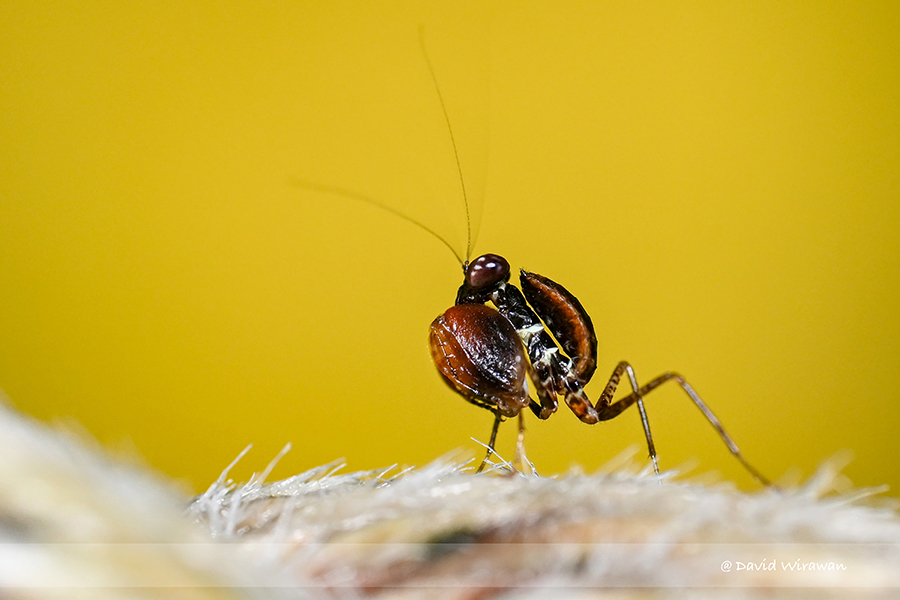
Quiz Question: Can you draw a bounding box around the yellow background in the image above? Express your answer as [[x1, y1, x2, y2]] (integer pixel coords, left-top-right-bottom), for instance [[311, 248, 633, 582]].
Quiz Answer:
[[2, 1, 898, 494]]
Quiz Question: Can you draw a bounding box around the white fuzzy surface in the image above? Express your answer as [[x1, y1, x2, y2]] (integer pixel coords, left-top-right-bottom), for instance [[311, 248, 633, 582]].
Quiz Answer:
[[1, 397, 899, 599], [188, 448, 900, 599]]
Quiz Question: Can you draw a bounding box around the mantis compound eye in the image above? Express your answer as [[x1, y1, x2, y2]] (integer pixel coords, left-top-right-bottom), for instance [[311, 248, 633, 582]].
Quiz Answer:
[[466, 254, 510, 289]]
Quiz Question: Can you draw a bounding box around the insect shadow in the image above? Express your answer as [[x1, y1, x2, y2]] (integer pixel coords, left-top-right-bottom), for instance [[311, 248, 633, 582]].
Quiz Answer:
[[295, 28, 772, 486]]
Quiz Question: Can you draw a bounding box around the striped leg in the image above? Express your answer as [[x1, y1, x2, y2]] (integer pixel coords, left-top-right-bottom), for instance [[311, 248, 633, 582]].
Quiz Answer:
[[587, 368, 771, 486], [558, 361, 658, 473]]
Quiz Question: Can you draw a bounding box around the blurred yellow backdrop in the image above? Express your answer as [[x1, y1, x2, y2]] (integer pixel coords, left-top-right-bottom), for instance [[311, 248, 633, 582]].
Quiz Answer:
[[1, 1, 898, 494]]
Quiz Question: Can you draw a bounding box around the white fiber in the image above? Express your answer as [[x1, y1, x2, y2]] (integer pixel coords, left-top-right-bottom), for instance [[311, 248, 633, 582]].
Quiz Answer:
[[1, 395, 898, 599]]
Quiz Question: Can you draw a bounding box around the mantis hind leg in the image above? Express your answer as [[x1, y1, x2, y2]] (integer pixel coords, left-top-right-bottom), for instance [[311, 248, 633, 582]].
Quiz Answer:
[[601, 367, 771, 486], [561, 362, 772, 487]]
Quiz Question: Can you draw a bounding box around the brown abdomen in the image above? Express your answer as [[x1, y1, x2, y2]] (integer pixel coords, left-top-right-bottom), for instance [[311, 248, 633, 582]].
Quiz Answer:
[[520, 270, 598, 383], [429, 304, 530, 417]]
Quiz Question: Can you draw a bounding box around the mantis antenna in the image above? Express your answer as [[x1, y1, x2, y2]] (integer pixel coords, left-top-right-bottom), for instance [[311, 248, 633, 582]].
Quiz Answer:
[[293, 26, 478, 268]]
